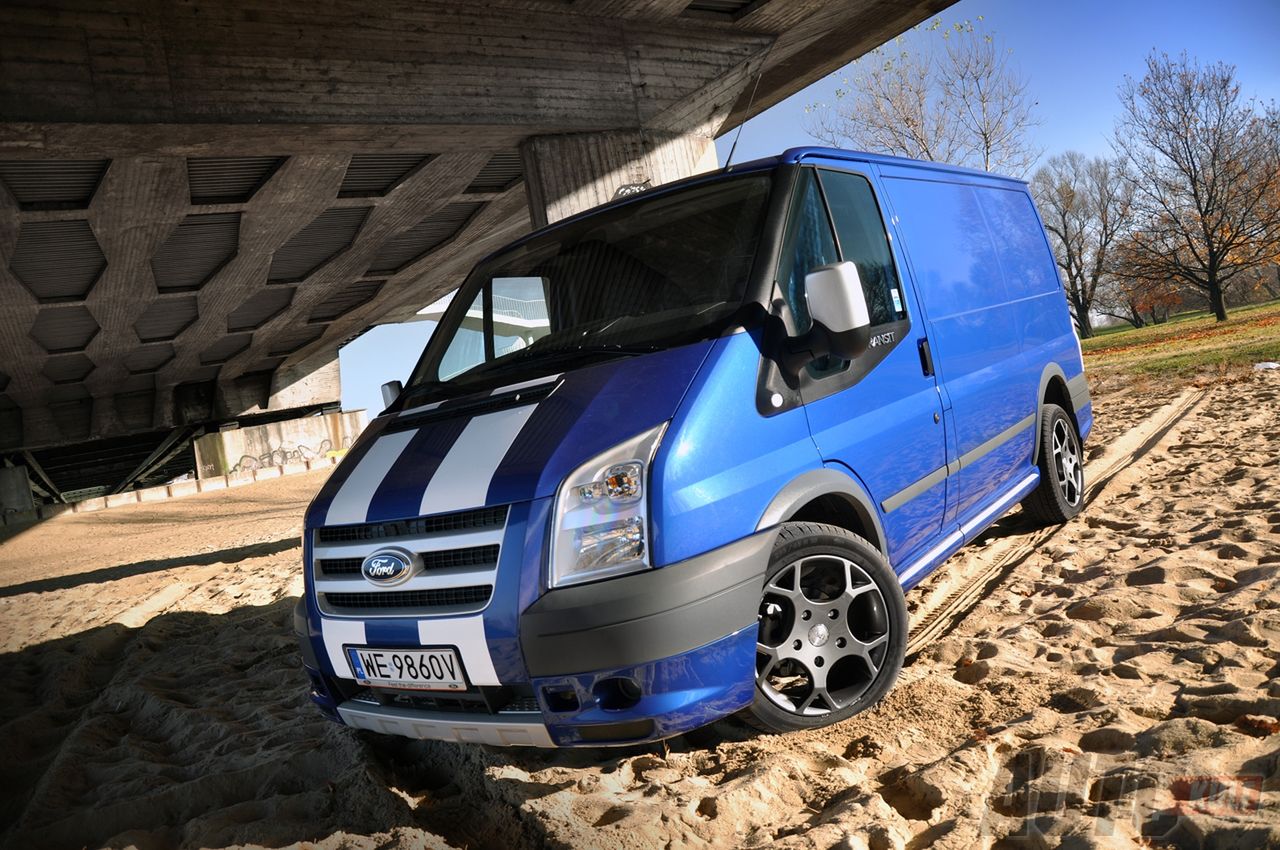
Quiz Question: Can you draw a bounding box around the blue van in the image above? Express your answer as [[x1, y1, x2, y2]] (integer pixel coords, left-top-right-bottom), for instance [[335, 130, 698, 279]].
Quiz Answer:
[[294, 147, 1091, 747]]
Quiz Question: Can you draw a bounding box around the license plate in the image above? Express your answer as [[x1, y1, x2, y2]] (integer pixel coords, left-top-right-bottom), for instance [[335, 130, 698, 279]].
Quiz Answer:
[[346, 646, 466, 691]]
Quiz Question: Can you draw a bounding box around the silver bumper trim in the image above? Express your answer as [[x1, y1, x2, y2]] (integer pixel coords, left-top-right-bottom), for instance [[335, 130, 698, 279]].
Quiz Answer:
[[336, 700, 556, 747]]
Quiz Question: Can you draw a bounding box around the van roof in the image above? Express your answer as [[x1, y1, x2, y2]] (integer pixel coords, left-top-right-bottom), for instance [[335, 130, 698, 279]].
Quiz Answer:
[[730, 146, 1029, 186], [478, 147, 1027, 264]]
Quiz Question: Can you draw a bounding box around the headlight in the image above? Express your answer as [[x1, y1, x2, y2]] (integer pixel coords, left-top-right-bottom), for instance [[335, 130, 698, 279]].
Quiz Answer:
[[549, 422, 667, 588]]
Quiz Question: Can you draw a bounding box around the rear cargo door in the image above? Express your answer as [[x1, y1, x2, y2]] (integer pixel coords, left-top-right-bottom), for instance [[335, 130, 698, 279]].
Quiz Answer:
[[876, 169, 1036, 524]]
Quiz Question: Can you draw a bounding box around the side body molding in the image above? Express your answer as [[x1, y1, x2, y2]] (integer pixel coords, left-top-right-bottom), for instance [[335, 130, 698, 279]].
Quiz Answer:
[[756, 467, 888, 555]]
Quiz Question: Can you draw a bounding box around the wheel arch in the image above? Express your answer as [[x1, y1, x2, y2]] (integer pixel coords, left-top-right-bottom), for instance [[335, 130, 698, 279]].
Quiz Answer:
[[756, 467, 887, 556], [1035, 363, 1078, 463]]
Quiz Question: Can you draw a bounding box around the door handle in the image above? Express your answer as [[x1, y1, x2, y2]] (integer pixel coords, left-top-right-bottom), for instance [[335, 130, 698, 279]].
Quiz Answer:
[[918, 338, 935, 377]]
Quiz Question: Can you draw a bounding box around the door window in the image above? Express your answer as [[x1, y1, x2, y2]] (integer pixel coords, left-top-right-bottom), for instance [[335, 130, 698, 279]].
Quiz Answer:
[[817, 169, 907, 326]]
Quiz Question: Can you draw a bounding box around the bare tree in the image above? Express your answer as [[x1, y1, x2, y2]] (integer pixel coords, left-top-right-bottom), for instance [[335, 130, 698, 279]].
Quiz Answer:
[[807, 19, 1041, 176], [1096, 241, 1184, 329], [1031, 152, 1133, 337], [1114, 52, 1280, 321]]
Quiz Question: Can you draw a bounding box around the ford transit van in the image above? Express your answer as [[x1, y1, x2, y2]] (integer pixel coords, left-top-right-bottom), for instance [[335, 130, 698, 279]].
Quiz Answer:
[[294, 147, 1092, 747]]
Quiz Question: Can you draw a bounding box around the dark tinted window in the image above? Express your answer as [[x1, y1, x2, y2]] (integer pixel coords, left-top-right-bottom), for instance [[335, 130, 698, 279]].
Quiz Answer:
[[819, 169, 907, 326], [404, 173, 773, 401]]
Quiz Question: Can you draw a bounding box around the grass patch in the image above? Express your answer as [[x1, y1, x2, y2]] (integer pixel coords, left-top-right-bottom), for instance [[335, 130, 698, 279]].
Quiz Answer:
[[1083, 301, 1280, 378]]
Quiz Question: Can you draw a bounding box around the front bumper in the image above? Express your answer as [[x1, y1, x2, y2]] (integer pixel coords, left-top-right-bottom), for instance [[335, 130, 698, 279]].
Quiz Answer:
[[296, 528, 774, 746], [336, 700, 555, 747]]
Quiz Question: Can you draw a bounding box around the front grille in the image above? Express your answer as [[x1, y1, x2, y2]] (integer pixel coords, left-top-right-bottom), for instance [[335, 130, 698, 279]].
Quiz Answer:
[[502, 695, 540, 713], [372, 684, 537, 715], [422, 545, 500, 570], [317, 506, 508, 543], [317, 545, 499, 577], [318, 557, 363, 576], [324, 585, 492, 610]]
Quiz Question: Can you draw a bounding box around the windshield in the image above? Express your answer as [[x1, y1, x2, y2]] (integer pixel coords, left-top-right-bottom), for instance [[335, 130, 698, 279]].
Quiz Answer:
[[401, 172, 774, 404]]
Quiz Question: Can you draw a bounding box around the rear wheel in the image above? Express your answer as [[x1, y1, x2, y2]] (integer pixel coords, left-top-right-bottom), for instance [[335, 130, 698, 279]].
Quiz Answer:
[[1021, 403, 1085, 525], [744, 522, 907, 733]]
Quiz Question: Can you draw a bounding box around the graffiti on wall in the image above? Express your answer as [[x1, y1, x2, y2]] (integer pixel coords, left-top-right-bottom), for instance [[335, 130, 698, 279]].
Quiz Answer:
[[227, 437, 356, 474], [193, 410, 368, 479]]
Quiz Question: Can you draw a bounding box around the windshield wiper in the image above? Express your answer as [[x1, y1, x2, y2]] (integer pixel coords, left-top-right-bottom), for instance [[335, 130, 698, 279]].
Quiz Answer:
[[399, 343, 659, 406], [397, 380, 455, 405], [462, 341, 659, 379]]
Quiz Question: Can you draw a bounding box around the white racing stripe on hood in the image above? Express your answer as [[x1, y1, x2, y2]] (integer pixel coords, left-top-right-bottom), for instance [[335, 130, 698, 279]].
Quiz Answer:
[[322, 618, 366, 676], [418, 404, 538, 516], [324, 429, 417, 525]]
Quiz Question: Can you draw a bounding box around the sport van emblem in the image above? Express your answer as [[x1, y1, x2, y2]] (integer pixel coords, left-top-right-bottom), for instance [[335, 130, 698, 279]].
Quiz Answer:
[[361, 550, 414, 586]]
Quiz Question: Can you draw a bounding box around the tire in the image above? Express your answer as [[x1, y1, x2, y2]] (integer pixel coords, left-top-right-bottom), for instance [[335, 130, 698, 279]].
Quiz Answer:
[[743, 522, 907, 734], [1021, 403, 1085, 525]]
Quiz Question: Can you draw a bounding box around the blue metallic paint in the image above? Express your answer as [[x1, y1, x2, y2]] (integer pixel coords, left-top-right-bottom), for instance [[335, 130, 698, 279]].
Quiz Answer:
[[796, 157, 949, 567], [363, 417, 468, 523], [650, 329, 821, 566], [486, 341, 714, 507], [299, 147, 1092, 746], [483, 499, 535, 683]]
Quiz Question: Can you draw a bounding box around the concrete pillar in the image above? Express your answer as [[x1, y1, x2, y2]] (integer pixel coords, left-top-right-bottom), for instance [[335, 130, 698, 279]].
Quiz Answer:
[[520, 128, 719, 228], [0, 465, 35, 513]]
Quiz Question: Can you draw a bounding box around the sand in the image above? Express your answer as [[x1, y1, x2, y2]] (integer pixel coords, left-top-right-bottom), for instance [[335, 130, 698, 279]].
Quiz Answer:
[[1, 372, 1277, 850]]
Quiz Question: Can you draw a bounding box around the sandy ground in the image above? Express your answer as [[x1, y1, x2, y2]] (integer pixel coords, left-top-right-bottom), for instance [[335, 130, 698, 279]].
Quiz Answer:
[[1, 373, 1278, 850]]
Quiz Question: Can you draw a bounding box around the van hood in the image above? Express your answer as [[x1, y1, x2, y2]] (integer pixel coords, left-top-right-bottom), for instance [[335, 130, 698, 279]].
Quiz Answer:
[[307, 340, 715, 527]]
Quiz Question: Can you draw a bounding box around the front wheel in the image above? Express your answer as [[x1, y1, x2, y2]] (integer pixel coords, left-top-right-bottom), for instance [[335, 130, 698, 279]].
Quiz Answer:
[[744, 522, 907, 733], [1021, 403, 1085, 525]]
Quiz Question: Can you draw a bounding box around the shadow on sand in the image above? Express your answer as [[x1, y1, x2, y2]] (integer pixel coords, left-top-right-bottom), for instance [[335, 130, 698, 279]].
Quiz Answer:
[[0, 597, 737, 850]]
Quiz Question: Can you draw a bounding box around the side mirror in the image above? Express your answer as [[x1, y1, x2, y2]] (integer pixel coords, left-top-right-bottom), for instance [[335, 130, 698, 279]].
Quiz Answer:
[[381, 380, 403, 408], [805, 261, 871, 360]]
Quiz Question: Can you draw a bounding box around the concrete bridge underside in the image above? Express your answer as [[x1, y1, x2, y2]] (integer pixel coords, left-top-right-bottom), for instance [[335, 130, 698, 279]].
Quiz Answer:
[[0, 0, 950, 499]]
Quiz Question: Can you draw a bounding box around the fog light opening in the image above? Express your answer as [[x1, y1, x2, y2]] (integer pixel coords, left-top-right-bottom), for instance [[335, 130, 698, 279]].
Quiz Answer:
[[541, 686, 580, 713], [593, 676, 643, 711]]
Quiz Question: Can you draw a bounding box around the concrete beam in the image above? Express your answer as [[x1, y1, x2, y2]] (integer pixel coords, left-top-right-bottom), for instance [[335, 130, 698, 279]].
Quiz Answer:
[[521, 129, 719, 227], [0, 0, 769, 134]]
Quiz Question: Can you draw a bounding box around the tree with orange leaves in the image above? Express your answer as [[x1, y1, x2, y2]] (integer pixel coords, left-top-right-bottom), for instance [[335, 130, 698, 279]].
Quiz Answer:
[[1114, 53, 1280, 322]]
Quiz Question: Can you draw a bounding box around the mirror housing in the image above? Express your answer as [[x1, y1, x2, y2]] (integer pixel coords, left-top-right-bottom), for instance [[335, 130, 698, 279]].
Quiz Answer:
[[381, 380, 403, 408], [805, 261, 872, 360]]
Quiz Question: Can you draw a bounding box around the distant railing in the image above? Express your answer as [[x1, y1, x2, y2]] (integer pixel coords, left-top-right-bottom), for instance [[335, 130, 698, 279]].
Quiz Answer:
[[491, 294, 548, 322]]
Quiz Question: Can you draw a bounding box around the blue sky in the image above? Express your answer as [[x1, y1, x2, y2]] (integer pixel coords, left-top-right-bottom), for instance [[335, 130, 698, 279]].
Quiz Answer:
[[340, 0, 1280, 414]]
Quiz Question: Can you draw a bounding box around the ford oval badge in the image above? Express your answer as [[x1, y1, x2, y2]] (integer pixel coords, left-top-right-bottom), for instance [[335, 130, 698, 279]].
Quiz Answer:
[[361, 550, 413, 586]]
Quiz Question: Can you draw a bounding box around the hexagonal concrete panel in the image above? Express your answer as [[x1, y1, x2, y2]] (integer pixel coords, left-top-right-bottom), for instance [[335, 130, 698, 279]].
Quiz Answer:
[[9, 220, 107, 302], [308, 280, 384, 323], [339, 153, 432, 198], [200, 333, 252, 365], [151, 213, 240, 292], [29, 305, 99, 353], [0, 159, 110, 210], [227, 287, 294, 332], [42, 353, 95, 384], [367, 202, 483, 275], [134, 297, 198, 343], [187, 156, 286, 205], [463, 151, 522, 194], [268, 325, 324, 357], [123, 344, 176, 374], [268, 206, 370, 283]]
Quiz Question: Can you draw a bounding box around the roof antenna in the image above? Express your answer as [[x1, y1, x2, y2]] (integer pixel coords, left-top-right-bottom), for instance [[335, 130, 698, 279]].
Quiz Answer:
[[723, 51, 770, 171]]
